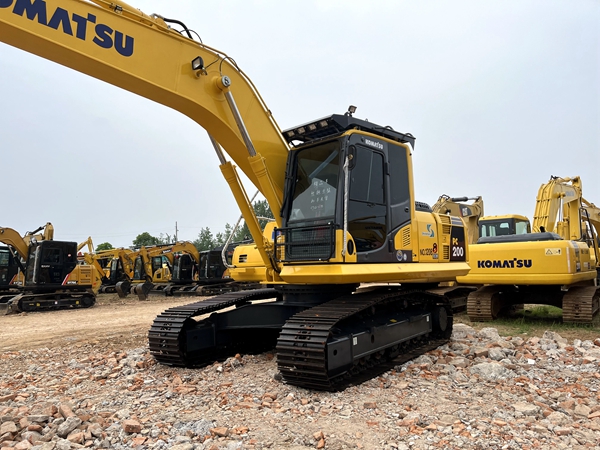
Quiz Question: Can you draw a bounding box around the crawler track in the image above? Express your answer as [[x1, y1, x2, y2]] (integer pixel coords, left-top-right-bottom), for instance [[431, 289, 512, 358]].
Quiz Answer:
[[562, 286, 600, 323], [148, 288, 278, 366], [466, 286, 501, 321], [149, 286, 461, 390], [468, 285, 599, 323], [1, 291, 96, 314], [276, 289, 452, 390]]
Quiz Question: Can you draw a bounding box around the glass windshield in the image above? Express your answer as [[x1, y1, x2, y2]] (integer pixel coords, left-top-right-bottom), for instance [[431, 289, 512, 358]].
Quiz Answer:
[[480, 219, 513, 237], [288, 142, 340, 222], [0, 249, 9, 268], [515, 220, 530, 234]]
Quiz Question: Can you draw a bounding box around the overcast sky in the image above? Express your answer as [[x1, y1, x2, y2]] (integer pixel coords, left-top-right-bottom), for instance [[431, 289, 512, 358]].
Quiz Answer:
[[1, 0, 598, 249]]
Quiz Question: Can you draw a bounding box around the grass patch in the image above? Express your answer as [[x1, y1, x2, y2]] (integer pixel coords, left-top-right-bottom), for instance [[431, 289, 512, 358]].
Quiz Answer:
[[521, 305, 563, 320], [455, 304, 600, 342]]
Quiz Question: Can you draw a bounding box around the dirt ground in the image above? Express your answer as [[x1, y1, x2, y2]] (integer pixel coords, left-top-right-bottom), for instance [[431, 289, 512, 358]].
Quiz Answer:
[[2, 293, 598, 354], [0, 293, 196, 352]]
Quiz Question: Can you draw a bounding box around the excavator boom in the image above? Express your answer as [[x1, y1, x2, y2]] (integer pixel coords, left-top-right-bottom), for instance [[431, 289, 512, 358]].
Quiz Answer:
[[532, 176, 583, 239], [0, 0, 289, 213], [0, 227, 30, 259]]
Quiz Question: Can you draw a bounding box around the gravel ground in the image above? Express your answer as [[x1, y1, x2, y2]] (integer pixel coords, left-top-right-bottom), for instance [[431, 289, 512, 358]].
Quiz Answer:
[[1, 318, 600, 449]]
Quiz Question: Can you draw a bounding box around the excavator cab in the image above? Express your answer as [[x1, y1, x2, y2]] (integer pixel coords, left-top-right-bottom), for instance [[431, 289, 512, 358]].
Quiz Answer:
[[0, 246, 18, 289], [107, 258, 128, 284], [478, 215, 531, 239], [23, 241, 78, 291], [198, 249, 228, 281], [278, 114, 417, 264], [171, 253, 197, 285]]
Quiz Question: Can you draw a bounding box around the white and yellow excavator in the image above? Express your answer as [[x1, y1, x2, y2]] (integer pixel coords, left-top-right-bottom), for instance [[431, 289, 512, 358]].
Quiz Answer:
[[459, 176, 599, 323], [1, 0, 475, 389]]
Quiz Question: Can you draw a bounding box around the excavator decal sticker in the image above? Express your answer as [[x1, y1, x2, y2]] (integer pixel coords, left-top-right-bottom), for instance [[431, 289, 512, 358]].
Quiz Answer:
[[477, 259, 533, 269], [422, 224, 435, 238], [1, 0, 134, 57], [450, 229, 466, 261]]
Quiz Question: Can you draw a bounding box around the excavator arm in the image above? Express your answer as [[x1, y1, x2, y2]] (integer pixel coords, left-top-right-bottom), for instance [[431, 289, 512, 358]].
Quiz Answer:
[[77, 236, 94, 253], [582, 198, 600, 237], [532, 176, 583, 240], [0, 227, 30, 259], [23, 222, 54, 245], [431, 195, 484, 244], [147, 241, 201, 264]]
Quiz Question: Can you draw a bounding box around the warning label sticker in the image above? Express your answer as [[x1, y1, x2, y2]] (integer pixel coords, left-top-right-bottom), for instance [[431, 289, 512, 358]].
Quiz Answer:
[[545, 248, 562, 256]]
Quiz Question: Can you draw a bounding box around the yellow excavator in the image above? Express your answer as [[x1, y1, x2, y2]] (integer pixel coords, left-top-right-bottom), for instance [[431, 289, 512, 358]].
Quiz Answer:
[[1, 1, 473, 389], [81, 247, 137, 293], [121, 241, 201, 299], [459, 176, 599, 323], [0, 227, 99, 314], [167, 240, 263, 298]]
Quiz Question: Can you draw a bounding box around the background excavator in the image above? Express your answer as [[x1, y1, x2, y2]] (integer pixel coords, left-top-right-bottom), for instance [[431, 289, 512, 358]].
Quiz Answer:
[[0, 226, 99, 314], [432, 195, 484, 244], [81, 247, 136, 293], [0, 246, 19, 293], [430, 194, 532, 242], [459, 175, 599, 323], [1, 0, 473, 389], [168, 241, 262, 297], [120, 241, 201, 299], [0, 222, 56, 295]]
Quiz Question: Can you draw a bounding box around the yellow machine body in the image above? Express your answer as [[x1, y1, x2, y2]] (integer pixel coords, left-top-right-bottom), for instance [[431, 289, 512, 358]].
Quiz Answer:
[[457, 239, 595, 286]]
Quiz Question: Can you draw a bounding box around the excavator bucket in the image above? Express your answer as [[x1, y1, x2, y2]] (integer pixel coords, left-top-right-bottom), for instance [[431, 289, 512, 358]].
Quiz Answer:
[[134, 281, 154, 301], [0, 296, 14, 315], [115, 280, 131, 298]]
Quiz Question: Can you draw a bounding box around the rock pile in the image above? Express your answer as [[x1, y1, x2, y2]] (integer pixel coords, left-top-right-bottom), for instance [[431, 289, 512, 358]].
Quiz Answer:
[[1, 325, 599, 449]]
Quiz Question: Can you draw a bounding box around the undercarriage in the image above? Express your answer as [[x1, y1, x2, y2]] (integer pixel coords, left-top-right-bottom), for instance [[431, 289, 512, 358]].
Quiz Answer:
[[149, 285, 469, 390]]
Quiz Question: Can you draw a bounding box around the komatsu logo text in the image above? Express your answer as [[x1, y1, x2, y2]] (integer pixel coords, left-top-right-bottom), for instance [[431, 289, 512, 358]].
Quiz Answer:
[[477, 259, 532, 269], [1, 0, 134, 57], [364, 139, 384, 150]]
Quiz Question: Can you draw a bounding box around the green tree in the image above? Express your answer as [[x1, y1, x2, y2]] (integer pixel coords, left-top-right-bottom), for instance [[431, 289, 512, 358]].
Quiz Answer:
[[214, 231, 226, 247], [133, 232, 161, 248], [231, 199, 274, 243], [95, 242, 113, 252], [193, 227, 215, 251]]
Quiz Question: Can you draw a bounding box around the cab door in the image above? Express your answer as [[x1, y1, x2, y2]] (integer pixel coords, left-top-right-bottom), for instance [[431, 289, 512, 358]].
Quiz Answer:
[[347, 144, 388, 262]]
